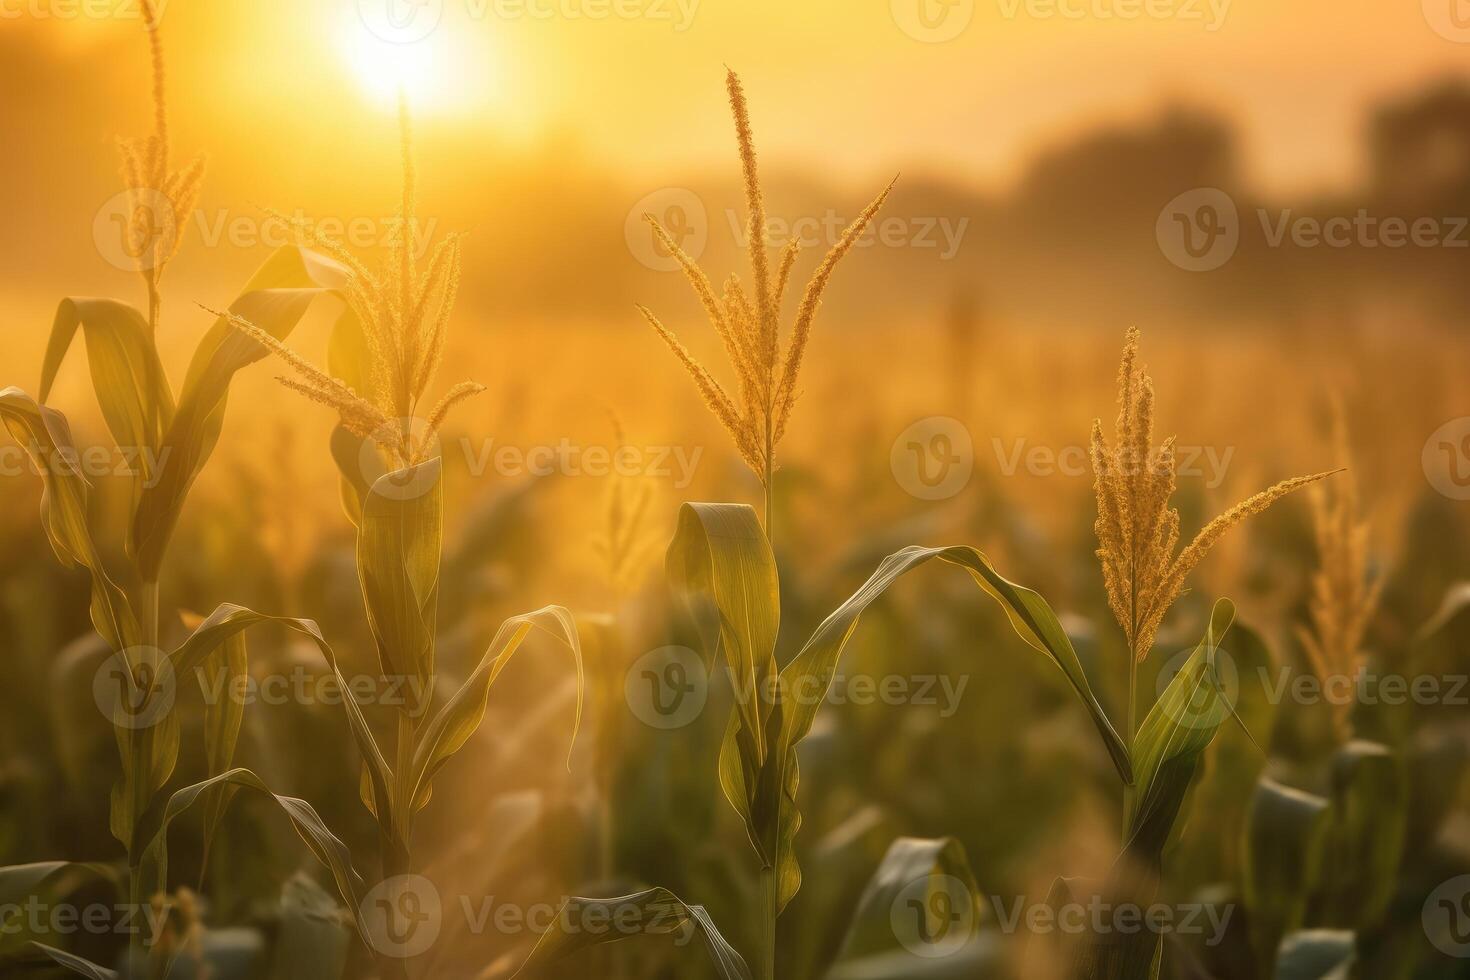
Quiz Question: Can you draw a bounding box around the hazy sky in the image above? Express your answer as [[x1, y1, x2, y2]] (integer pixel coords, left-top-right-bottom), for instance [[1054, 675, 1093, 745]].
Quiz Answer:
[[11, 0, 1467, 198]]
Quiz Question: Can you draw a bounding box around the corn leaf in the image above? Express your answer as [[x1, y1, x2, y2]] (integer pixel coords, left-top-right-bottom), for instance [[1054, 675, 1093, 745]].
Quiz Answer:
[[514, 887, 752, 980], [1319, 741, 1406, 930], [198, 630, 249, 874], [17, 943, 118, 979], [826, 836, 983, 978], [41, 298, 174, 498], [1243, 779, 1332, 973], [168, 603, 399, 847], [0, 389, 138, 651], [132, 245, 348, 581], [134, 767, 367, 946], [1274, 930, 1355, 980], [357, 458, 443, 696], [271, 873, 352, 980], [409, 605, 582, 813], [0, 862, 118, 957], [107, 641, 181, 854]]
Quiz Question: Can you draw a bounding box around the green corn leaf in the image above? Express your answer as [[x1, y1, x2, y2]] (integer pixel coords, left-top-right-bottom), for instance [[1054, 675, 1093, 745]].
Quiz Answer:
[[41, 298, 175, 503], [18, 943, 118, 979], [1243, 778, 1332, 974], [826, 836, 983, 977], [514, 887, 752, 980], [326, 308, 375, 525], [107, 640, 181, 854], [408, 605, 583, 813], [1075, 599, 1237, 980], [357, 459, 444, 697], [132, 245, 348, 581], [1320, 741, 1406, 930], [0, 862, 119, 957], [134, 768, 366, 947], [1274, 930, 1355, 980], [168, 603, 398, 848], [0, 389, 138, 651], [198, 629, 249, 875]]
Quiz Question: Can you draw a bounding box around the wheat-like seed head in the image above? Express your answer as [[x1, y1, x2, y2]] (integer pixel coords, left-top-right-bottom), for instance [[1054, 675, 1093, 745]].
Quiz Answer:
[[222, 97, 481, 468], [641, 70, 896, 485], [117, 0, 206, 320], [1295, 407, 1381, 738], [1091, 327, 1337, 662]]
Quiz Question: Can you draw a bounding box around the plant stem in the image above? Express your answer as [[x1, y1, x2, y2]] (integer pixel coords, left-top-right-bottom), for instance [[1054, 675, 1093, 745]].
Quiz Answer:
[[1122, 648, 1138, 844], [756, 865, 778, 980], [140, 579, 159, 648]]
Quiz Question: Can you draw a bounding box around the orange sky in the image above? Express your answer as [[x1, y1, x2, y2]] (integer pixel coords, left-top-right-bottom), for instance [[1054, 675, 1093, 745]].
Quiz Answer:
[[11, 0, 1468, 197]]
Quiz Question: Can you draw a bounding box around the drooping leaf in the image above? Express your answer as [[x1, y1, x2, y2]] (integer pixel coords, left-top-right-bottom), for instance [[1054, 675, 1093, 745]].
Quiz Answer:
[[132, 245, 348, 580], [18, 943, 118, 979], [408, 605, 583, 812], [514, 888, 752, 980], [357, 459, 444, 697], [41, 298, 175, 505], [0, 862, 119, 956], [0, 389, 138, 650], [197, 629, 249, 874], [826, 836, 985, 979], [134, 768, 366, 946], [1243, 778, 1332, 972]]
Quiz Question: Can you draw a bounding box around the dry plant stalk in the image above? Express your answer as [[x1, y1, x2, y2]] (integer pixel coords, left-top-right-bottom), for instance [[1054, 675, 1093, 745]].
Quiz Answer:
[[1296, 412, 1381, 738], [214, 97, 481, 470], [1090, 327, 1337, 664], [594, 415, 658, 598], [639, 70, 896, 520], [117, 0, 205, 330]]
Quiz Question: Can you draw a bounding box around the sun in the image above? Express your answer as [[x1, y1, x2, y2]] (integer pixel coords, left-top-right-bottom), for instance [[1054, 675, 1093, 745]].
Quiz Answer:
[[339, 12, 495, 115]]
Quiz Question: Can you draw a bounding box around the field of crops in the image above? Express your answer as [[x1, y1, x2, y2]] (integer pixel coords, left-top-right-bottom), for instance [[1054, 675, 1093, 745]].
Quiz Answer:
[[2, 3, 1469, 979]]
